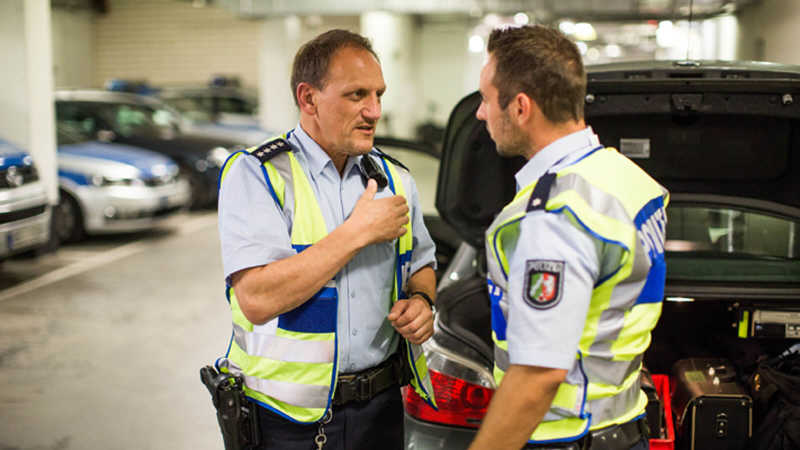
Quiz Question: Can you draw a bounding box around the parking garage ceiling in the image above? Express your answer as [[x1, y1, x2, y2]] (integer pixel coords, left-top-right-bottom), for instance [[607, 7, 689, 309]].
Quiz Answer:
[[213, 0, 759, 22], [53, 0, 761, 22]]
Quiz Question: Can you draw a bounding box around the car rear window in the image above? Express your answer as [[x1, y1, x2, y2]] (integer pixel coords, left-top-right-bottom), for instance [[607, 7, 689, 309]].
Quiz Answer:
[[665, 204, 800, 282]]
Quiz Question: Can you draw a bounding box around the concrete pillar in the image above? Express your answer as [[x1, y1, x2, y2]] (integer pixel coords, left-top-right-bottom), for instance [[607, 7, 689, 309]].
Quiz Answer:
[[0, 0, 57, 203], [258, 16, 302, 134], [361, 12, 418, 139], [738, 0, 800, 63]]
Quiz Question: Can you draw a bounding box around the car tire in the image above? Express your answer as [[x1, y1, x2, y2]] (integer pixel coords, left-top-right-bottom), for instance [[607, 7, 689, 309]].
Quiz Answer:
[[181, 165, 209, 210], [52, 190, 84, 244]]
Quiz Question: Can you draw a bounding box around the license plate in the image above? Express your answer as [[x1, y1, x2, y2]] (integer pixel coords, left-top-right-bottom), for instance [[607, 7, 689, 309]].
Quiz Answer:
[[10, 224, 41, 250]]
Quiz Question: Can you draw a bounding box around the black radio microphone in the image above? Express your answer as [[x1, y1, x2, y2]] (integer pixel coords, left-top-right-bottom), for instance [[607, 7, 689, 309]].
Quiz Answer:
[[360, 155, 388, 190]]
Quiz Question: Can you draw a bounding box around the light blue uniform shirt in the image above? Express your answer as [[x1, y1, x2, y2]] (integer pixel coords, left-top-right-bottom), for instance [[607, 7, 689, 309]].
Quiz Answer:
[[506, 127, 602, 370], [218, 125, 437, 372]]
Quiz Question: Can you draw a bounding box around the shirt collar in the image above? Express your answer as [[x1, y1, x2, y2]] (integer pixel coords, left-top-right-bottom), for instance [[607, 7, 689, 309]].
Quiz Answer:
[[514, 126, 600, 190], [290, 124, 365, 178]]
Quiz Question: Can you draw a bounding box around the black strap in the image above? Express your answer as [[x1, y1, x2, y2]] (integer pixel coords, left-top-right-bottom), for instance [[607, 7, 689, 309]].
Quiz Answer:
[[372, 148, 409, 172], [409, 291, 435, 310], [526, 172, 557, 212]]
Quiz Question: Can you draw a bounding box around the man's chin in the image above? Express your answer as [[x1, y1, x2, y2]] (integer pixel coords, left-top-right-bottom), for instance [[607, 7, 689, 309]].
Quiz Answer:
[[351, 137, 375, 154], [496, 143, 524, 158]]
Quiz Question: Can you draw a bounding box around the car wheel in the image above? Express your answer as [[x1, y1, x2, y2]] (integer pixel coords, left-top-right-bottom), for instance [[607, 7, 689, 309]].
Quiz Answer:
[[52, 190, 84, 244], [181, 166, 209, 210]]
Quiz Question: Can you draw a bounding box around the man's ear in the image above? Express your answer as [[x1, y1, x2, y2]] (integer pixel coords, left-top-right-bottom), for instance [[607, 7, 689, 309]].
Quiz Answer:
[[296, 82, 317, 115], [511, 93, 544, 127], [509, 92, 533, 126]]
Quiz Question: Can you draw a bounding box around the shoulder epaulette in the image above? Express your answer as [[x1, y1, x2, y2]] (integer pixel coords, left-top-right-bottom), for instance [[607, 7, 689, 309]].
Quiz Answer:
[[372, 148, 409, 172], [527, 172, 557, 212], [250, 137, 293, 163]]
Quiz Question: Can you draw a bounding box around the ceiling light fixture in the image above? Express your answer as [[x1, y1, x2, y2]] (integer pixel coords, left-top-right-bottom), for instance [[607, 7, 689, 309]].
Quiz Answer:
[[605, 44, 622, 58], [574, 22, 597, 41], [514, 12, 529, 25], [469, 35, 485, 53]]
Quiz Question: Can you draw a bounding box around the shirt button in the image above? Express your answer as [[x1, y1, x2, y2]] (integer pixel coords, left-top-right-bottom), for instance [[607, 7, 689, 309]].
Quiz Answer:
[[352, 329, 358, 336], [350, 291, 356, 298]]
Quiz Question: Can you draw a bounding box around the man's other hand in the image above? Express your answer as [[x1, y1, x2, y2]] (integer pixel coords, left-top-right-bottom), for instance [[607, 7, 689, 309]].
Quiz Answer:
[[388, 295, 434, 345]]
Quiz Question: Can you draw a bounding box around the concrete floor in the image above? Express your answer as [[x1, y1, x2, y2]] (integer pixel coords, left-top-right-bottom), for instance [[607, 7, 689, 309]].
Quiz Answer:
[[0, 211, 230, 450]]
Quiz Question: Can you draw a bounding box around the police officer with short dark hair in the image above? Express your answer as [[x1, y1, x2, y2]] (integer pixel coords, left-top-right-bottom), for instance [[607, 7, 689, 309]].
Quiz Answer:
[[469, 25, 669, 450], [215, 29, 438, 449]]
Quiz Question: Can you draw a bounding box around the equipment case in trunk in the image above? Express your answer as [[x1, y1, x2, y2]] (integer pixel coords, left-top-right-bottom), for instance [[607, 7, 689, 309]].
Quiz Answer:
[[672, 358, 753, 450]]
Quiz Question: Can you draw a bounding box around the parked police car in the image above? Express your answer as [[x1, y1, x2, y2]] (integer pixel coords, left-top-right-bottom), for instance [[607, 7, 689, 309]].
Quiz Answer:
[[53, 125, 189, 243], [157, 84, 272, 146], [55, 90, 245, 209], [0, 139, 50, 260], [404, 61, 800, 450]]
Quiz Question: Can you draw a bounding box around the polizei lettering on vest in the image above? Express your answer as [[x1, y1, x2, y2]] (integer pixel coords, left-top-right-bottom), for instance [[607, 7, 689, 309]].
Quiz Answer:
[[637, 207, 666, 258]]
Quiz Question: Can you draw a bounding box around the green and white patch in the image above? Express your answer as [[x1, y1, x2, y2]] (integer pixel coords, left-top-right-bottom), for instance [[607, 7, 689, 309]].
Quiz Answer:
[[523, 260, 564, 310]]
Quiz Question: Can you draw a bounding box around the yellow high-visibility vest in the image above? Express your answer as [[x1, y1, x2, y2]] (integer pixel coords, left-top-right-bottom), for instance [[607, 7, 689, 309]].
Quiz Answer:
[[486, 147, 669, 443], [217, 135, 437, 423]]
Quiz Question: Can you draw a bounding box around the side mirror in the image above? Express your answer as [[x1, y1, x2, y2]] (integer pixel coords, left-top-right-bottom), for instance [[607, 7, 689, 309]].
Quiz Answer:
[[97, 129, 116, 142]]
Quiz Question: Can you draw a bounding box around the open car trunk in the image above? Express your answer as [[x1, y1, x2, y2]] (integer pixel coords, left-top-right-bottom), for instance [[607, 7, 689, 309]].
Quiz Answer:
[[433, 59, 800, 391]]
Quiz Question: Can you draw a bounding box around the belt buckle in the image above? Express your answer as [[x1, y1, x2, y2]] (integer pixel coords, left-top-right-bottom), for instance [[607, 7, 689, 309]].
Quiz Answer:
[[337, 372, 373, 404], [336, 374, 357, 404], [358, 371, 375, 401]]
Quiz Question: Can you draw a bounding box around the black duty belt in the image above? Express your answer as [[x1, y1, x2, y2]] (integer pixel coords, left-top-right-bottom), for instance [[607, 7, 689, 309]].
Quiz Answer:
[[524, 418, 648, 450], [332, 352, 407, 406]]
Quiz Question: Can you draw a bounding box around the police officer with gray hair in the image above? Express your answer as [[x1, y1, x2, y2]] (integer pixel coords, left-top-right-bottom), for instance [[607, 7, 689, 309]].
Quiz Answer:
[[207, 29, 438, 449]]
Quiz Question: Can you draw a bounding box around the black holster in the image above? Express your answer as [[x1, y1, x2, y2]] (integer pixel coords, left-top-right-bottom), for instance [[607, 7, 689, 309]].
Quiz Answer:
[[200, 365, 260, 450]]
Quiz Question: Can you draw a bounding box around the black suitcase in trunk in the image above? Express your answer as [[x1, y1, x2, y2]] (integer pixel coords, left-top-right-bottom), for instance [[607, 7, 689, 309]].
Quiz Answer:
[[672, 358, 753, 450]]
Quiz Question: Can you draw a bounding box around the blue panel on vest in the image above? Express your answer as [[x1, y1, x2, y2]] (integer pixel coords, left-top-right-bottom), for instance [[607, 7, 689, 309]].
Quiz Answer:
[[279, 245, 337, 333], [487, 279, 507, 340], [633, 196, 667, 305], [291, 244, 310, 253], [636, 260, 666, 305], [397, 249, 412, 299], [278, 287, 337, 333]]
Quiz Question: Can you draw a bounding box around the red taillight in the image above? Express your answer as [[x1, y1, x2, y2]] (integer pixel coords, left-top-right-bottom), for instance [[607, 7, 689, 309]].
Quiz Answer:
[[403, 369, 494, 428]]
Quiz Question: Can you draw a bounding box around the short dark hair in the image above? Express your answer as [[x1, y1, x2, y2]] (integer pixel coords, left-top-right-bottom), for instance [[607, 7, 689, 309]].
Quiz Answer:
[[290, 29, 378, 106], [487, 25, 586, 123]]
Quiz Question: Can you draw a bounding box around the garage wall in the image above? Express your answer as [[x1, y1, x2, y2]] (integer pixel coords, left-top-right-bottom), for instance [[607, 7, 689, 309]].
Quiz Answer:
[[416, 18, 480, 127], [52, 8, 93, 88], [737, 0, 800, 63], [93, 0, 262, 88], [0, 1, 29, 147]]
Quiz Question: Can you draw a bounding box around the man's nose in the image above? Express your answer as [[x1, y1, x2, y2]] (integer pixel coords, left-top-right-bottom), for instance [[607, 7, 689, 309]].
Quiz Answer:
[[476, 102, 486, 121], [362, 96, 381, 121]]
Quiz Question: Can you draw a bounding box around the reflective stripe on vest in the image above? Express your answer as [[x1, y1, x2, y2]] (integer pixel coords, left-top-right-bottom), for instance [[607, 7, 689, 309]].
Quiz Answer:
[[485, 147, 668, 443], [217, 141, 436, 424], [379, 157, 437, 409]]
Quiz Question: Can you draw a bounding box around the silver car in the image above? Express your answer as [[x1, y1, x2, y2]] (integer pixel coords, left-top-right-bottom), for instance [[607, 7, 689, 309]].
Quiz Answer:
[[54, 126, 190, 242], [0, 139, 50, 259]]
